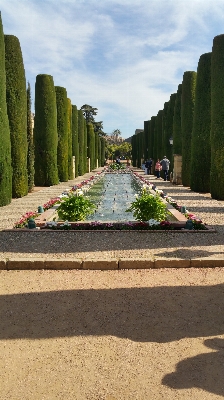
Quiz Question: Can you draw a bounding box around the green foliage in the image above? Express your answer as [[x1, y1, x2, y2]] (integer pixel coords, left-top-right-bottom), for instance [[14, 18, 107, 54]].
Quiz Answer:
[[109, 163, 125, 170], [144, 121, 150, 159], [57, 194, 95, 221], [78, 109, 85, 175], [126, 189, 168, 221], [55, 86, 68, 182], [95, 131, 99, 168], [190, 53, 211, 193], [98, 135, 101, 167], [100, 137, 106, 166], [34, 74, 58, 186], [27, 82, 34, 192], [81, 104, 98, 123], [181, 71, 197, 186], [67, 98, 73, 180], [5, 34, 28, 198], [87, 122, 95, 170], [72, 105, 79, 177], [154, 110, 163, 162], [210, 34, 224, 199], [173, 84, 182, 155], [131, 135, 137, 167], [0, 14, 12, 206]]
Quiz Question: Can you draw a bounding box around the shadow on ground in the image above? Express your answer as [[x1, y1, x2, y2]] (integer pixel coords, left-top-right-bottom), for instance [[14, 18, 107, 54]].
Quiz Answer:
[[162, 338, 224, 397], [0, 229, 222, 256], [1, 284, 224, 342]]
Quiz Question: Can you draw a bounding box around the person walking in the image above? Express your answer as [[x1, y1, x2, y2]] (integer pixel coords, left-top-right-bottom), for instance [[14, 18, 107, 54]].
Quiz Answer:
[[155, 159, 162, 179], [160, 156, 170, 181]]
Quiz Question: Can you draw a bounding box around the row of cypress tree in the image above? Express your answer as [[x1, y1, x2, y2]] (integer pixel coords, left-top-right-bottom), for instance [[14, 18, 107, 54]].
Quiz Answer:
[[0, 12, 105, 206], [131, 34, 224, 200]]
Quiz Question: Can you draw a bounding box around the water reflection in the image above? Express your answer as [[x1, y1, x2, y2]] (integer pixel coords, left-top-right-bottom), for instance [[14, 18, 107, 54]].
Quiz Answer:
[[86, 173, 141, 222]]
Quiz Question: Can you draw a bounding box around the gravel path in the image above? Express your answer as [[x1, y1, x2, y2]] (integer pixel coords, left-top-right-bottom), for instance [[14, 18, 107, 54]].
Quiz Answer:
[[0, 167, 224, 263], [1, 169, 224, 399]]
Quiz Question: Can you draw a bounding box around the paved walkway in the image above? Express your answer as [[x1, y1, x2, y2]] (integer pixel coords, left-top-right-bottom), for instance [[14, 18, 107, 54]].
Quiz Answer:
[[1, 169, 224, 399], [0, 167, 224, 268]]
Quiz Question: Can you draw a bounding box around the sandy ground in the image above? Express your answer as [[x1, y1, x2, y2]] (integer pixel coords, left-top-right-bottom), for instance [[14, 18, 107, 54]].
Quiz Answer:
[[1, 168, 224, 399], [1, 268, 224, 400]]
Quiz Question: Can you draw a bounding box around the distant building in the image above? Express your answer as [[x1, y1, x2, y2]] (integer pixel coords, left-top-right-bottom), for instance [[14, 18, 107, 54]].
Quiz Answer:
[[106, 134, 124, 144]]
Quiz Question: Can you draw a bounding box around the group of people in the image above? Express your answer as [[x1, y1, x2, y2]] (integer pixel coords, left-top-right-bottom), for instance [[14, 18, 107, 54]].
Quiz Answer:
[[144, 156, 170, 181]]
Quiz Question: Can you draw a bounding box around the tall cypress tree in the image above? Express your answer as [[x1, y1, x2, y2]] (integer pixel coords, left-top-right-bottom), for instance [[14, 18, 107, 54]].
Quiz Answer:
[[55, 86, 68, 182], [100, 137, 105, 166], [78, 109, 85, 175], [0, 14, 12, 205], [27, 82, 34, 192], [34, 75, 58, 186], [67, 98, 73, 180], [181, 71, 197, 186], [150, 116, 156, 162], [210, 34, 224, 199], [162, 101, 169, 158], [84, 120, 88, 173], [166, 93, 177, 172], [173, 84, 182, 155], [131, 134, 137, 167], [144, 120, 150, 159], [87, 122, 95, 170], [98, 136, 102, 167], [190, 53, 211, 192], [72, 105, 79, 177], [95, 131, 99, 168], [5, 34, 28, 198], [154, 110, 163, 162]]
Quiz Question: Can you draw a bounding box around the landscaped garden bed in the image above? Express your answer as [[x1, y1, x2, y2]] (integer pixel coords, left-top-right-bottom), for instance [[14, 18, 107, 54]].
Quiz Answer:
[[8, 168, 214, 232]]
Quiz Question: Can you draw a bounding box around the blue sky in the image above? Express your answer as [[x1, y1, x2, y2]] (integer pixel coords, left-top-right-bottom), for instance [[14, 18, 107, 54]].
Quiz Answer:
[[1, 0, 224, 139]]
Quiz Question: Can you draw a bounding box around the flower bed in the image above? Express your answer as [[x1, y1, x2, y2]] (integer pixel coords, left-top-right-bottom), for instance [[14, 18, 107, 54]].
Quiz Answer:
[[12, 169, 211, 231]]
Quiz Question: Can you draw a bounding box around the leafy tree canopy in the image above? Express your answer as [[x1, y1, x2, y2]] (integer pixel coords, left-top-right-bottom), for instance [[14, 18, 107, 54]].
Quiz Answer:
[[80, 104, 98, 123], [106, 142, 132, 160]]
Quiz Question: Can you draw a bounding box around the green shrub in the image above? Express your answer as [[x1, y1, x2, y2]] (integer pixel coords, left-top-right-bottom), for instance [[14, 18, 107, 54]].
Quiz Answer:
[[57, 194, 95, 221], [87, 122, 95, 170], [126, 189, 168, 221], [78, 109, 85, 175]]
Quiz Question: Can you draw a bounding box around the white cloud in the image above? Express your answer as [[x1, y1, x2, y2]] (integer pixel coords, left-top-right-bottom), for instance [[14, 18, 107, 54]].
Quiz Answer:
[[1, 0, 224, 137]]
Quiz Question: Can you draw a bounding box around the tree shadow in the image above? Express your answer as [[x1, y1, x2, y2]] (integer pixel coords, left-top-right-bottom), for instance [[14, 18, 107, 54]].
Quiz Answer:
[[0, 229, 222, 254], [162, 338, 224, 397], [1, 284, 224, 342]]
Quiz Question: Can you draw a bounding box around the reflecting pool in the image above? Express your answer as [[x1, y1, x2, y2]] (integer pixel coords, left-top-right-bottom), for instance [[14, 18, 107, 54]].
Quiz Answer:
[[85, 173, 142, 222]]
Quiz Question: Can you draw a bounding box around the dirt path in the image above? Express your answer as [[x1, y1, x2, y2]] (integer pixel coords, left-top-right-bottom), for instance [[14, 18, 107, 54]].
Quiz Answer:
[[1, 268, 224, 399]]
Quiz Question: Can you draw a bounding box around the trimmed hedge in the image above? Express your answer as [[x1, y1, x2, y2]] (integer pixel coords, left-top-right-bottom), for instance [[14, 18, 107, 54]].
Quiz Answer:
[[150, 116, 156, 162], [87, 122, 95, 170], [27, 82, 34, 192], [100, 137, 105, 167], [190, 53, 211, 192], [0, 15, 12, 205], [67, 98, 73, 180], [55, 86, 68, 182], [181, 71, 197, 186], [72, 105, 79, 177], [33, 75, 58, 186], [95, 131, 99, 168], [210, 34, 224, 199], [154, 110, 163, 162], [173, 84, 182, 155], [78, 109, 85, 175], [144, 120, 150, 159], [5, 34, 28, 198], [98, 135, 102, 167], [166, 93, 177, 172], [131, 134, 137, 167]]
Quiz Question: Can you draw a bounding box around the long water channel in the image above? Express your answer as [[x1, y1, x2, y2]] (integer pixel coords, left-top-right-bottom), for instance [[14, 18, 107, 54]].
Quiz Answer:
[[85, 173, 142, 222]]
